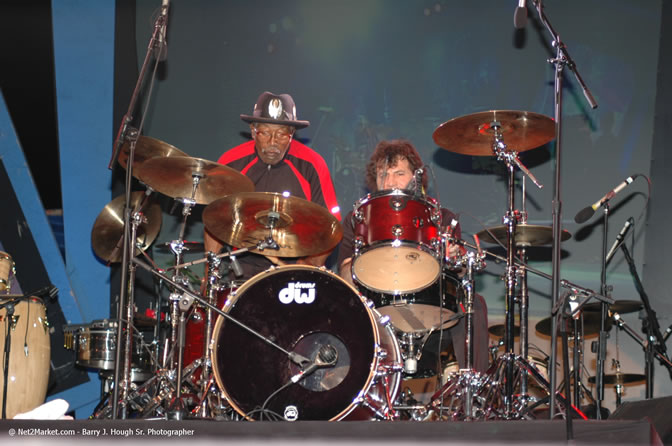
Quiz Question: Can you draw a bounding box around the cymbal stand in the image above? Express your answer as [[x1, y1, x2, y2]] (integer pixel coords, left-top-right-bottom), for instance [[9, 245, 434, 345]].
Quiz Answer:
[[164, 175, 202, 418], [192, 251, 222, 418], [112, 182, 155, 419], [491, 122, 543, 416]]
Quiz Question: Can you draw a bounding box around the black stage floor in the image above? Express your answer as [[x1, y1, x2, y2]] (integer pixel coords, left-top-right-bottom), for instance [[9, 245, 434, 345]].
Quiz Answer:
[[0, 419, 662, 445]]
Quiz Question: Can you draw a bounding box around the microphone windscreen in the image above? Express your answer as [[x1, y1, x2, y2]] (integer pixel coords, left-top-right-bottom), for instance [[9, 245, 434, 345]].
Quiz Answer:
[[514, 7, 528, 29], [574, 206, 595, 224]]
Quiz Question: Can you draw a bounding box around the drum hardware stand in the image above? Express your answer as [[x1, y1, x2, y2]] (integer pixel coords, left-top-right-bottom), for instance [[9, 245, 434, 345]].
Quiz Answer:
[[192, 252, 222, 419], [490, 121, 543, 417], [115, 186, 153, 419], [530, 0, 598, 426], [107, 1, 170, 418], [427, 244, 486, 420]]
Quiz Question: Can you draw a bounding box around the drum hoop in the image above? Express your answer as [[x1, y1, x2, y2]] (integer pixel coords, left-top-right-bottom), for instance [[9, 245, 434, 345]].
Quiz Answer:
[[211, 264, 384, 421], [353, 189, 440, 212]]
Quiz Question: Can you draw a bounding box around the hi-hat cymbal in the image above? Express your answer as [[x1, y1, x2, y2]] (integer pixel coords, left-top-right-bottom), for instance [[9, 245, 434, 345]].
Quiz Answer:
[[588, 373, 645, 385], [117, 136, 188, 170], [488, 324, 520, 338], [203, 192, 343, 258], [536, 312, 612, 337], [583, 300, 642, 314], [475, 224, 572, 247], [433, 110, 555, 156], [135, 156, 254, 205], [91, 192, 162, 263]]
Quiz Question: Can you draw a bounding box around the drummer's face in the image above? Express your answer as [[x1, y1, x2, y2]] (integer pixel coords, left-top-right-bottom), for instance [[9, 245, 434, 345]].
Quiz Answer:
[[252, 123, 294, 165], [376, 158, 414, 191]]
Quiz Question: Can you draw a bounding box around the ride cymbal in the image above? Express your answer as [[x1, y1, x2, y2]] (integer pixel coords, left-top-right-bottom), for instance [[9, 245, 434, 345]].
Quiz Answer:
[[433, 110, 555, 156], [476, 224, 572, 247], [535, 312, 612, 337], [488, 324, 520, 338], [203, 192, 343, 258], [135, 156, 254, 205], [583, 300, 642, 314], [117, 136, 188, 171], [91, 192, 162, 263], [588, 373, 645, 385]]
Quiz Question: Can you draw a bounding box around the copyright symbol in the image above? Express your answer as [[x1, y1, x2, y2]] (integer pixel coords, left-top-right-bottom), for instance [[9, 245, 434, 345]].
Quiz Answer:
[[8, 428, 15, 436]]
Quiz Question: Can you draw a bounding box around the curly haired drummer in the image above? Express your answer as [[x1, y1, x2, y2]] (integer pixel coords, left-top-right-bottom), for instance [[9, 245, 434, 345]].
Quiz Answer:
[[337, 139, 490, 373]]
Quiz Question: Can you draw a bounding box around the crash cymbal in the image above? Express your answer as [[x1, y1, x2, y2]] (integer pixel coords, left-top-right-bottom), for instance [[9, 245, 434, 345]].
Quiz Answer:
[[135, 156, 254, 205], [475, 224, 572, 247], [588, 373, 645, 385], [583, 300, 642, 314], [117, 136, 188, 170], [203, 192, 343, 258], [433, 110, 555, 156], [536, 312, 612, 337], [488, 324, 520, 338], [91, 192, 162, 263]]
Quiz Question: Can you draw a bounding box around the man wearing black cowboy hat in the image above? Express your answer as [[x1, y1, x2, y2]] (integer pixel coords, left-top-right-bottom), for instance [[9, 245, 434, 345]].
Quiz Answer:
[[204, 91, 341, 278]]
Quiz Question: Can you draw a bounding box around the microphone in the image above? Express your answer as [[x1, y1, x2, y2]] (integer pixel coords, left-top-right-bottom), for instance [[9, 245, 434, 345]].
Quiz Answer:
[[574, 174, 640, 223], [513, 0, 528, 29], [412, 166, 425, 195], [290, 344, 338, 383], [229, 254, 244, 278], [155, 0, 169, 61], [605, 217, 634, 264]]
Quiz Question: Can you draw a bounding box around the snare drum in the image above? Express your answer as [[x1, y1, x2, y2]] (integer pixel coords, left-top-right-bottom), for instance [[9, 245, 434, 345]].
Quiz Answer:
[[0, 297, 50, 418], [63, 319, 150, 371], [211, 265, 402, 421], [351, 190, 442, 295]]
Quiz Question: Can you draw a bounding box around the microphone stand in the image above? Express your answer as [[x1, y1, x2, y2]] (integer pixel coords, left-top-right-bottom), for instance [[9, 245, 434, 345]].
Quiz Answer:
[[531, 0, 598, 427], [0, 296, 22, 419], [619, 241, 672, 394], [108, 9, 168, 419]]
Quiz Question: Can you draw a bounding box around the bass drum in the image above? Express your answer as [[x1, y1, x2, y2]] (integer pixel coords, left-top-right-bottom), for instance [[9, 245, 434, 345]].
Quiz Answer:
[[211, 265, 402, 421]]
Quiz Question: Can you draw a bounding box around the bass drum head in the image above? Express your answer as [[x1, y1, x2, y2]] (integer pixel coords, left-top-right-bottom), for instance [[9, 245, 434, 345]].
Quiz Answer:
[[212, 265, 381, 421]]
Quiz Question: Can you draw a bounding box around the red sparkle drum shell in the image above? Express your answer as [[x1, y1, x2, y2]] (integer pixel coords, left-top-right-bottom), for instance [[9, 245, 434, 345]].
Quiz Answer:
[[183, 283, 238, 370], [351, 190, 442, 295], [211, 265, 402, 421]]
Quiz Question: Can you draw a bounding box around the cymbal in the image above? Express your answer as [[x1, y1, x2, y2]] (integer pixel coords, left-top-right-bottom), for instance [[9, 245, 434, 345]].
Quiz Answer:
[[117, 136, 188, 170], [584, 300, 642, 314], [488, 324, 520, 338], [475, 224, 572, 247], [536, 312, 612, 337], [433, 110, 555, 156], [203, 192, 343, 258], [91, 192, 162, 263], [588, 373, 645, 385], [135, 156, 254, 205]]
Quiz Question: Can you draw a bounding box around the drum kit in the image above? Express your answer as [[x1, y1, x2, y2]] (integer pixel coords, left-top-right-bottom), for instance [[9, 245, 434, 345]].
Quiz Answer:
[[66, 106, 637, 423]]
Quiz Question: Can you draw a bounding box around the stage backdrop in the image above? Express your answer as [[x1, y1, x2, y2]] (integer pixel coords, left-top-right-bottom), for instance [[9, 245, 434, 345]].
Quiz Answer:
[[123, 0, 667, 410]]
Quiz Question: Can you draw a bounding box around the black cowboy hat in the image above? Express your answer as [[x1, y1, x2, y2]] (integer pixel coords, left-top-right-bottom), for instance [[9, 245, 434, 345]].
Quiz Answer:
[[240, 91, 310, 129]]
